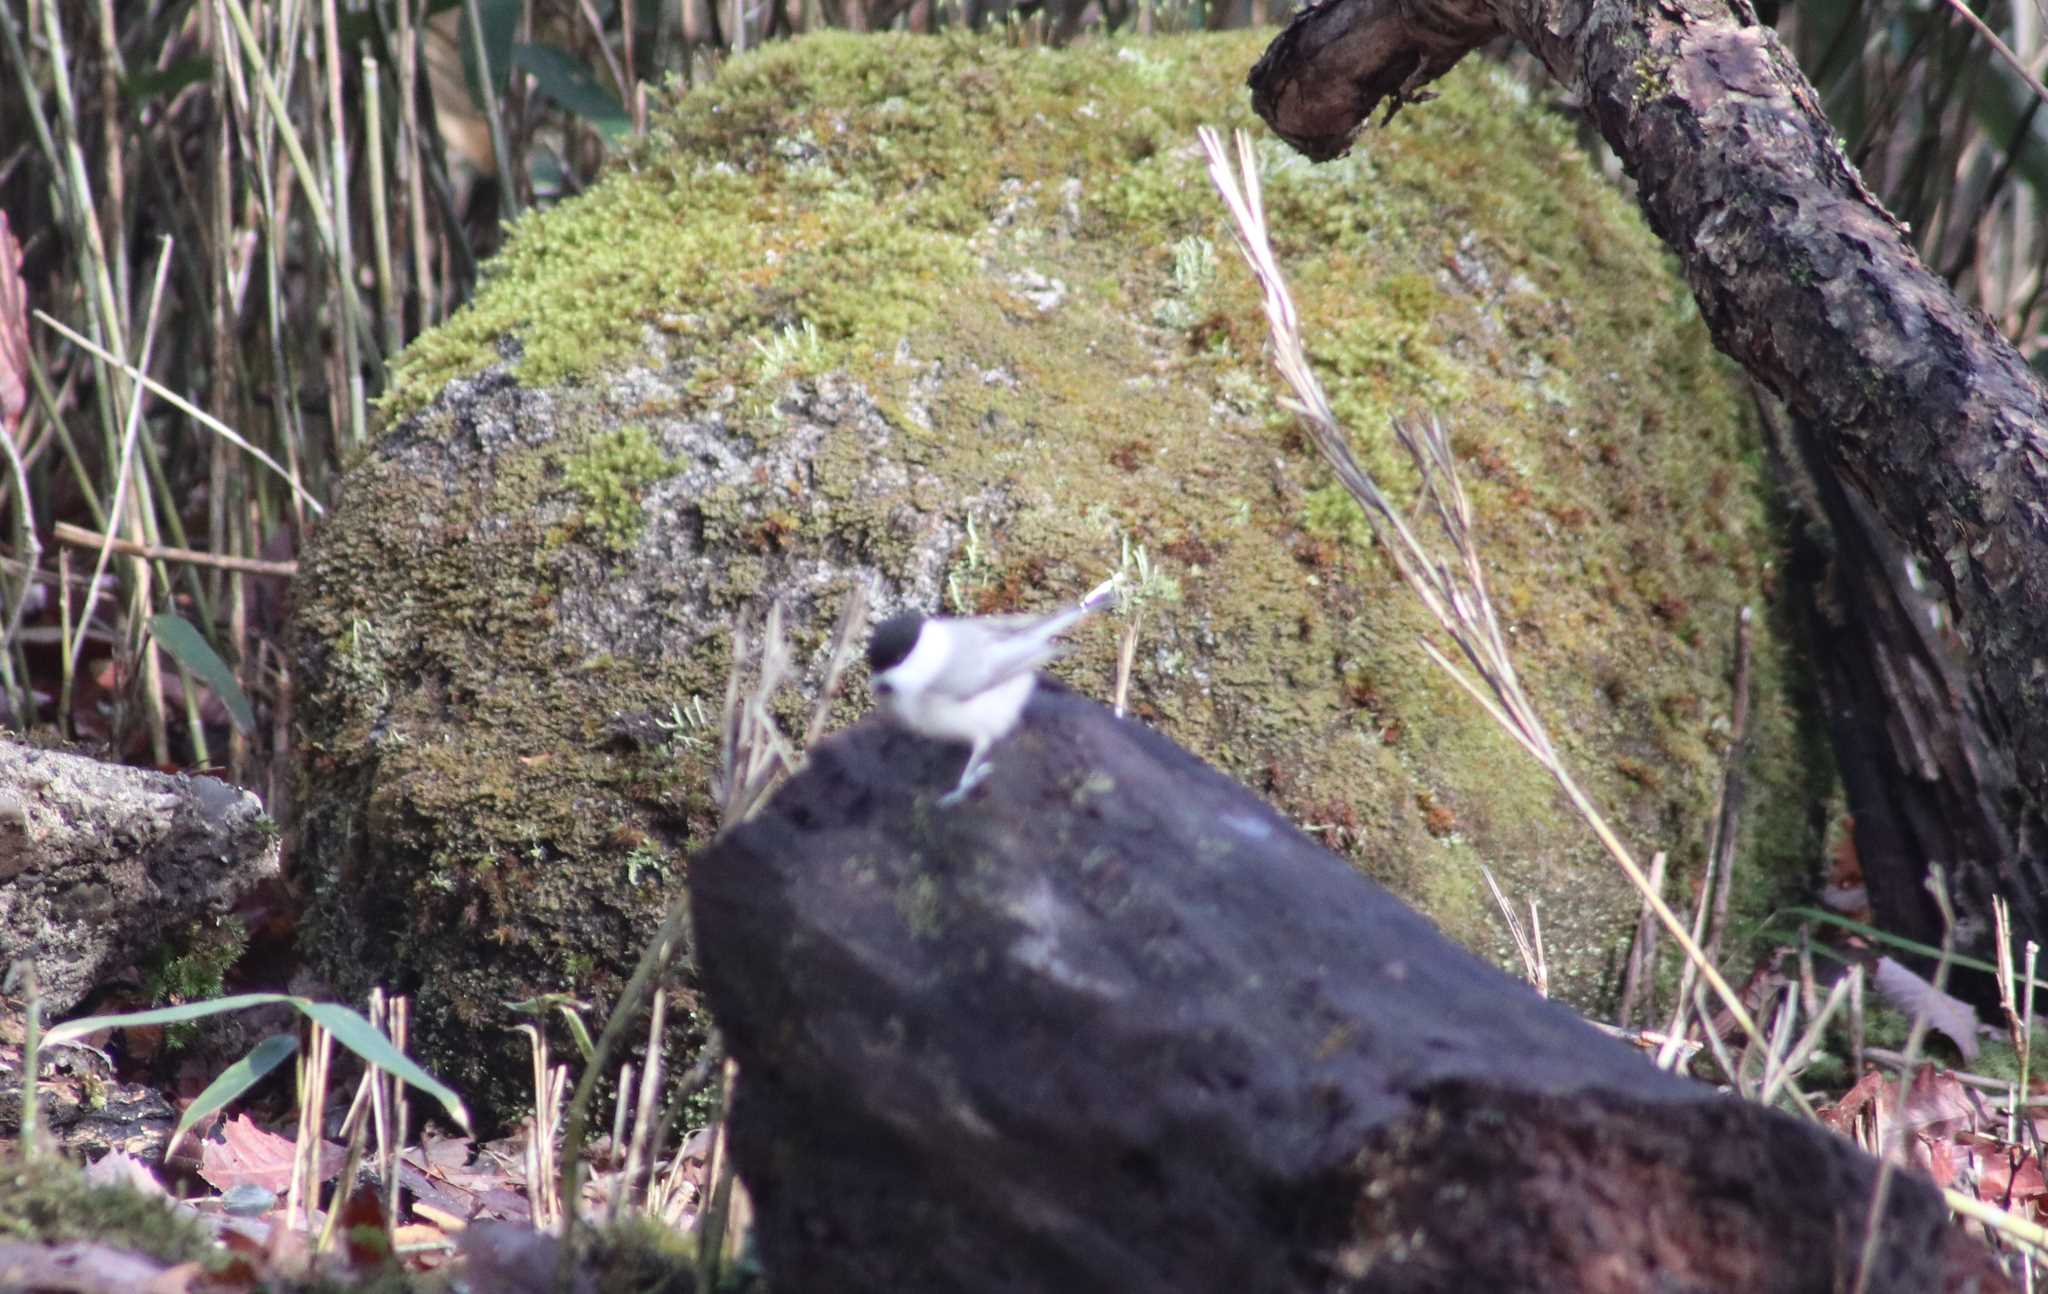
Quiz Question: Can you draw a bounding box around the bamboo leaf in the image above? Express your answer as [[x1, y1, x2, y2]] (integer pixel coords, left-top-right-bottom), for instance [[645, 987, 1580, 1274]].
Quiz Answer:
[[149, 612, 257, 736], [301, 1001, 472, 1132], [168, 1033, 299, 1154], [511, 43, 630, 141]]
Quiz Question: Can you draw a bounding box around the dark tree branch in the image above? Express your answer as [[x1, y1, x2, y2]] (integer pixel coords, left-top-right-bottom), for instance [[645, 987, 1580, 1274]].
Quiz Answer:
[[1250, 0, 2048, 969]]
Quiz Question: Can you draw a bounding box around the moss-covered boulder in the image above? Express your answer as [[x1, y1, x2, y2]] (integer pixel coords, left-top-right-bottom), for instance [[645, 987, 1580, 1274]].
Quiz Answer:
[[292, 29, 1820, 1123]]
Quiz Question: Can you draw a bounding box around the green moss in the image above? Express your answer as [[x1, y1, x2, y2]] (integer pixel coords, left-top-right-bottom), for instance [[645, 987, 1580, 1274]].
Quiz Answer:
[[0, 1153, 216, 1266], [562, 424, 671, 551], [585, 1212, 702, 1292], [141, 915, 250, 1049], [1303, 483, 1373, 548]]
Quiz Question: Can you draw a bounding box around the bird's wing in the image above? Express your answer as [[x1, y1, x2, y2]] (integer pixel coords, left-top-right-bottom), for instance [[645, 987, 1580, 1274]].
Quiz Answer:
[[925, 604, 1094, 698]]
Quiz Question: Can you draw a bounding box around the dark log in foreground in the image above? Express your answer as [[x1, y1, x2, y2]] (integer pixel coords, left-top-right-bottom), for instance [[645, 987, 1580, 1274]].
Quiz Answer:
[[1247, 0, 2048, 981], [690, 686, 2010, 1293]]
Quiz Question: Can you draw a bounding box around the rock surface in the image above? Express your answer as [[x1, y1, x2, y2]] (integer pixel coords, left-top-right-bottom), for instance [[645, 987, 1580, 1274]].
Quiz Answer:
[[690, 684, 2007, 1294], [0, 736, 278, 1014]]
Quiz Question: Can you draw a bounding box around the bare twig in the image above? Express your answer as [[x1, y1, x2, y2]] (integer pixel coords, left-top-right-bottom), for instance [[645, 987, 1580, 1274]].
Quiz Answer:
[[51, 521, 298, 575], [1852, 866, 1958, 1294]]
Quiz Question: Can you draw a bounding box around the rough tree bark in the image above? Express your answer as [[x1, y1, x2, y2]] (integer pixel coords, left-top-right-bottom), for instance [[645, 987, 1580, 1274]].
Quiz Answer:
[[1248, 0, 2048, 969], [690, 686, 2011, 1292]]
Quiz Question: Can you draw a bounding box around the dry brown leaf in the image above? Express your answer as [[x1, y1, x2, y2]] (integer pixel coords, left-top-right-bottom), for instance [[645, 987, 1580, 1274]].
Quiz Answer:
[[198, 1113, 345, 1193], [82, 1147, 169, 1197]]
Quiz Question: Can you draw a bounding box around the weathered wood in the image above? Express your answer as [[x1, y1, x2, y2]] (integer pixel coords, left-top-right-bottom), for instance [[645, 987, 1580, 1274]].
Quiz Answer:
[[690, 686, 2010, 1292], [1248, 0, 2048, 989], [1767, 397, 2022, 977], [0, 736, 278, 1015]]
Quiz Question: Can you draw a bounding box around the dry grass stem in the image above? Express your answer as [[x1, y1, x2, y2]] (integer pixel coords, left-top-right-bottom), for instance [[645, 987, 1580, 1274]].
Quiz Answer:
[[719, 583, 870, 825], [290, 1021, 335, 1234], [1655, 838, 1721, 1073], [1618, 850, 1668, 1027], [1480, 865, 1547, 997], [63, 240, 173, 700], [1704, 606, 1755, 965], [1198, 123, 1762, 1052], [50, 521, 299, 575], [33, 309, 324, 514], [618, 989, 670, 1217], [1760, 971, 1856, 1106], [1853, 866, 1959, 1294]]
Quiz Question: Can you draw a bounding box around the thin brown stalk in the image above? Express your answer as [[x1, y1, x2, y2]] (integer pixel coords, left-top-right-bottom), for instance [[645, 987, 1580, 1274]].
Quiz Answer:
[[1703, 606, 1755, 964], [319, 0, 368, 454], [462, 0, 521, 221], [695, 1058, 741, 1285], [575, 0, 632, 105], [618, 988, 669, 1215], [91, 0, 130, 315], [1655, 837, 1718, 1072], [1617, 850, 1668, 1026], [63, 240, 174, 756], [364, 56, 401, 358], [1760, 972, 1856, 1105], [518, 1022, 564, 1229], [1480, 865, 1547, 996], [399, 0, 437, 328], [1113, 611, 1140, 717], [291, 1020, 336, 1235], [218, 0, 377, 361], [51, 521, 298, 575], [0, 409, 41, 704], [1941, 0, 2048, 111], [1853, 867, 1957, 1294]]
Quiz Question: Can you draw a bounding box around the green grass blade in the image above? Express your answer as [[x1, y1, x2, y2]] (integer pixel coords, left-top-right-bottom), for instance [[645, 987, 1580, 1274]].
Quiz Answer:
[[149, 612, 257, 735], [1771, 907, 2048, 1000], [170, 1032, 299, 1149], [511, 43, 630, 140], [301, 1001, 472, 1132], [555, 1001, 597, 1063], [44, 992, 300, 1042]]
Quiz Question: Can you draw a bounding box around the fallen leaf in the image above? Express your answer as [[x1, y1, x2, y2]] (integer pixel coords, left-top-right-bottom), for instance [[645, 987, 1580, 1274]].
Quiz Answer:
[[198, 1114, 344, 1193]]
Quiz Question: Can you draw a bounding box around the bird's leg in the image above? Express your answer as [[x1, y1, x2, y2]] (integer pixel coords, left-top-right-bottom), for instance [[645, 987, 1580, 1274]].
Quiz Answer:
[[939, 739, 994, 807]]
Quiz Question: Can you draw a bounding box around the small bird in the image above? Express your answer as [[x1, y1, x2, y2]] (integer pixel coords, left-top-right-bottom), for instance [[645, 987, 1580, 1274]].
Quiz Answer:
[[868, 582, 1116, 805]]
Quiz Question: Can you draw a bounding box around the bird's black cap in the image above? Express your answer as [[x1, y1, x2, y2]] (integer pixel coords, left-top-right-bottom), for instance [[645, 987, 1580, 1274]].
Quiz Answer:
[[868, 611, 926, 673]]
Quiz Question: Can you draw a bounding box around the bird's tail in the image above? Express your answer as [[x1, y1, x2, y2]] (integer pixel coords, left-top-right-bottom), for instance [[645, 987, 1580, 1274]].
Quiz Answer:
[[1078, 572, 1124, 614]]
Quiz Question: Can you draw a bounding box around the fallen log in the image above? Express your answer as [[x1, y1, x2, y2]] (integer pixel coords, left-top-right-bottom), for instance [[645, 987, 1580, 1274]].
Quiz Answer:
[[689, 683, 2011, 1292]]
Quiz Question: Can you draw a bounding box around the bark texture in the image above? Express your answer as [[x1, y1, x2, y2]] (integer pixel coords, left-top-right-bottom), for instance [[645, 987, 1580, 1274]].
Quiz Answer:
[[0, 736, 278, 1014], [690, 685, 2011, 1292], [1768, 398, 2022, 972], [1249, 0, 2048, 969]]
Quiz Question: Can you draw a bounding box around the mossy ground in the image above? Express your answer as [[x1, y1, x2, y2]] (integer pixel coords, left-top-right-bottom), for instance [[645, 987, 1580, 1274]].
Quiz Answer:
[[0, 1153, 217, 1266], [298, 30, 1824, 1124]]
